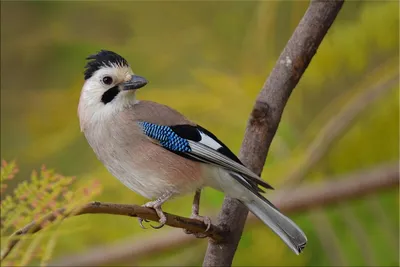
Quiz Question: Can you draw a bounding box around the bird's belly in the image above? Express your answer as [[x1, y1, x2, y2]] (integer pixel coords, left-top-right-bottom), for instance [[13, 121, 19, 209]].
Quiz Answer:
[[98, 140, 205, 200], [106, 163, 174, 199]]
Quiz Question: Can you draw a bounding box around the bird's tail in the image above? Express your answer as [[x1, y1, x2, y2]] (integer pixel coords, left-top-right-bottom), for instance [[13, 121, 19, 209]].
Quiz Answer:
[[210, 169, 307, 254], [242, 191, 307, 255]]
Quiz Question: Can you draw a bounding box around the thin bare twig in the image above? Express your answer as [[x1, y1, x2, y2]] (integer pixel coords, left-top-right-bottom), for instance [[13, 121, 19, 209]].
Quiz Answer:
[[51, 162, 398, 266], [309, 208, 347, 266], [203, 1, 344, 266], [0, 202, 225, 261], [339, 203, 377, 266], [283, 75, 399, 186], [365, 195, 399, 253]]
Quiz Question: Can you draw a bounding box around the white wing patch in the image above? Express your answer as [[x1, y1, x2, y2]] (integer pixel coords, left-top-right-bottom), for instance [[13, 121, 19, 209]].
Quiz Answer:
[[198, 131, 222, 150]]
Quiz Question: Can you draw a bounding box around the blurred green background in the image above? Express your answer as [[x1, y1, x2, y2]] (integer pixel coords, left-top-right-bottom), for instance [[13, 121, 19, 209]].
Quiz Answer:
[[1, 1, 399, 266]]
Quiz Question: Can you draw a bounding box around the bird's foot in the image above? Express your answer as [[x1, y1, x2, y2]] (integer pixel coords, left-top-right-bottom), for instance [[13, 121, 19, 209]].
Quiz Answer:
[[144, 200, 167, 229], [138, 193, 172, 229], [184, 213, 212, 238], [183, 189, 211, 238]]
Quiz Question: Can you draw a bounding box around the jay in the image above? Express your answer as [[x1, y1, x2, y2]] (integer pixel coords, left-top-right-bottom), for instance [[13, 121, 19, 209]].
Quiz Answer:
[[78, 50, 307, 254]]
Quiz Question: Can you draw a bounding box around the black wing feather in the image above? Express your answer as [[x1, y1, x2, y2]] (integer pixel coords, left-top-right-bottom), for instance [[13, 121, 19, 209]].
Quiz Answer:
[[169, 124, 273, 192], [170, 125, 202, 142]]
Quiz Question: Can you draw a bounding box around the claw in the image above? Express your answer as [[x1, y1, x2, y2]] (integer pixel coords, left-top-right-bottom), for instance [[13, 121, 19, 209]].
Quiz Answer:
[[139, 216, 165, 229], [201, 216, 212, 232], [150, 222, 165, 229], [193, 215, 212, 232], [139, 193, 172, 230], [151, 210, 167, 229], [183, 214, 212, 238], [138, 218, 147, 229]]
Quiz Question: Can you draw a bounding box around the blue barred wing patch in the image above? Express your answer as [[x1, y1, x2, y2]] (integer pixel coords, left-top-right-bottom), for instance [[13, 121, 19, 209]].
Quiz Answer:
[[138, 121, 192, 152]]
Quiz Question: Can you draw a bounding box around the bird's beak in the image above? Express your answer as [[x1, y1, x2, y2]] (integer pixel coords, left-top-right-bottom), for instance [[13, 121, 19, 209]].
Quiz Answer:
[[122, 75, 148, 91]]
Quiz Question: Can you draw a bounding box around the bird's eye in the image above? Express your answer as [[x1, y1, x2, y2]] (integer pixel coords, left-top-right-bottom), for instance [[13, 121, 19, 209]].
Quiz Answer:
[[102, 76, 113, 85]]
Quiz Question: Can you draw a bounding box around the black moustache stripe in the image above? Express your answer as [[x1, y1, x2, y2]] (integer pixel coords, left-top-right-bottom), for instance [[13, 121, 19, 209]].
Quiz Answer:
[[101, 85, 120, 104]]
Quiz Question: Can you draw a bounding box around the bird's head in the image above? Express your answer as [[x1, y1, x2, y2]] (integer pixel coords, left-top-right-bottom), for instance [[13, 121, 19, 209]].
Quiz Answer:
[[78, 50, 148, 130]]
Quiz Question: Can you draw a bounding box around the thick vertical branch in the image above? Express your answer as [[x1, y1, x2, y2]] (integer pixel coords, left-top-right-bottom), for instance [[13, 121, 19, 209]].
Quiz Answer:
[[203, 1, 344, 266]]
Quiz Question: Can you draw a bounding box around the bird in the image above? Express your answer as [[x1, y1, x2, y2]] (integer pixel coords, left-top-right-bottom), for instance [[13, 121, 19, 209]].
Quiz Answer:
[[78, 50, 307, 255]]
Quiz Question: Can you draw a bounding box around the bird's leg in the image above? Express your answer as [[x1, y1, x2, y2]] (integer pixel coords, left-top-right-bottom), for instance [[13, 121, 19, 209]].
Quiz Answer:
[[184, 189, 212, 238], [138, 192, 173, 229], [191, 189, 212, 230]]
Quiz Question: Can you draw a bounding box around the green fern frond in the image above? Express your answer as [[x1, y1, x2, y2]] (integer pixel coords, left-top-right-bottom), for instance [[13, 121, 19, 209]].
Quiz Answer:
[[0, 160, 18, 194], [0, 160, 102, 266]]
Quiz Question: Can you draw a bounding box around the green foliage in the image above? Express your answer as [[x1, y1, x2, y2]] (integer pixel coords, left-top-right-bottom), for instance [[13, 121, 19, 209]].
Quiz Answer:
[[0, 160, 19, 194], [0, 161, 102, 266]]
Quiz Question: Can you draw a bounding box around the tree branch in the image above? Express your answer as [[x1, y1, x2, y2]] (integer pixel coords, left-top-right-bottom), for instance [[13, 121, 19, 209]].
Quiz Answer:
[[203, 1, 344, 266], [0, 202, 225, 261], [51, 162, 399, 266], [283, 74, 399, 186]]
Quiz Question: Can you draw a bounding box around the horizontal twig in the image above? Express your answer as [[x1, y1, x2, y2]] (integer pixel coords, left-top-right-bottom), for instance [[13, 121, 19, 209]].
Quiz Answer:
[[0, 202, 225, 261], [51, 162, 399, 266]]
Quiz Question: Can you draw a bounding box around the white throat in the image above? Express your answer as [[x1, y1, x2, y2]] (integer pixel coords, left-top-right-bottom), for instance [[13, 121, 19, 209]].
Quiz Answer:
[[78, 81, 138, 132]]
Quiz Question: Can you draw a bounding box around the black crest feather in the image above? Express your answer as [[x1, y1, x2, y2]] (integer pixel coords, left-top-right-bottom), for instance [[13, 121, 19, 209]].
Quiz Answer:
[[84, 50, 129, 80]]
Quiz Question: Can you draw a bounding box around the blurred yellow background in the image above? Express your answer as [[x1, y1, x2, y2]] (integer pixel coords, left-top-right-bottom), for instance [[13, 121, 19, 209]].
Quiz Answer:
[[1, 1, 399, 266]]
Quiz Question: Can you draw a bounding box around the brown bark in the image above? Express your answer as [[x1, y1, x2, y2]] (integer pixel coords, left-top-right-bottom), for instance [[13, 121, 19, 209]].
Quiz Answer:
[[203, 1, 344, 266]]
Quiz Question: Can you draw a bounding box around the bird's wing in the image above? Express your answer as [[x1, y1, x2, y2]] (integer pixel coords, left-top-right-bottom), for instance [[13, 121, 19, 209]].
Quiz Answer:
[[137, 121, 273, 191]]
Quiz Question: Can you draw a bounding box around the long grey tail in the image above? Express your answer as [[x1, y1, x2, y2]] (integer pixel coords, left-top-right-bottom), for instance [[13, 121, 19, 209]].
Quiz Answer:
[[243, 191, 307, 255]]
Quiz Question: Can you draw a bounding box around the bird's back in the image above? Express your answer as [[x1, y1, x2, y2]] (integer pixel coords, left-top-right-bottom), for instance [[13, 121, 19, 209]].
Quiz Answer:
[[131, 100, 194, 126]]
